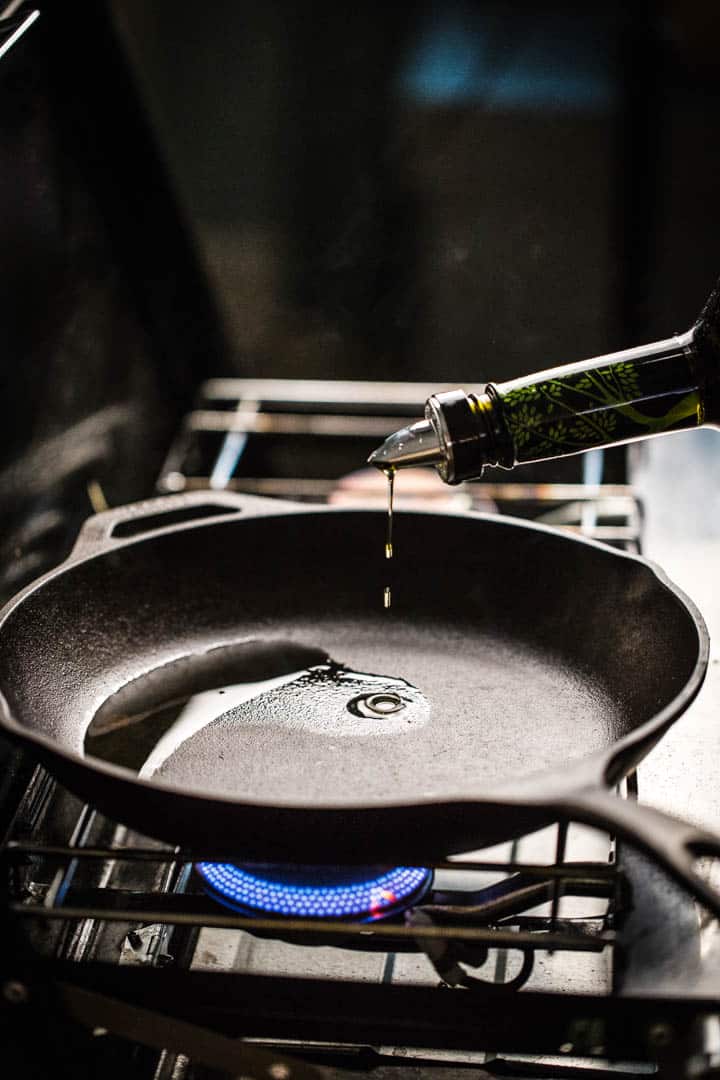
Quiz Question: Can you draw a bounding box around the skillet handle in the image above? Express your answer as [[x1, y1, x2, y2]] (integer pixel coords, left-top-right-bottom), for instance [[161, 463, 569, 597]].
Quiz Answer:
[[557, 786, 720, 920], [69, 490, 302, 559]]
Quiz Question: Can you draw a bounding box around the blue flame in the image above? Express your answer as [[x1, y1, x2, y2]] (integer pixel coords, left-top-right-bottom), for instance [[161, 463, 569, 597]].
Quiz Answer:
[[196, 863, 433, 920]]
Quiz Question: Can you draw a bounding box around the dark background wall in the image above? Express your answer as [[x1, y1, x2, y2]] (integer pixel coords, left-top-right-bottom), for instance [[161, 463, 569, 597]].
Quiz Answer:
[[112, 2, 720, 385]]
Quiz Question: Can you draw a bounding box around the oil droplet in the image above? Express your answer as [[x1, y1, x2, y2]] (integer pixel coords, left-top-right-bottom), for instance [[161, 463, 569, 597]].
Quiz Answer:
[[347, 690, 406, 717]]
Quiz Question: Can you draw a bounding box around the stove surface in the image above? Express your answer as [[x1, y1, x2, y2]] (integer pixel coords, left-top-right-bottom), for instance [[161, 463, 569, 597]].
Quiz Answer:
[[2, 389, 719, 1080]]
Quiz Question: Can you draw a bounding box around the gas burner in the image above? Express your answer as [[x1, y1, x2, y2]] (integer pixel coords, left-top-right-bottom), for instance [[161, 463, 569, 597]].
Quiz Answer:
[[195, 863, 433, 920]]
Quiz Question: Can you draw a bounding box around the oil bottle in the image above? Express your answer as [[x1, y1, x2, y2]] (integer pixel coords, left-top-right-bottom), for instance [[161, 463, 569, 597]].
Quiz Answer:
[[369, 279, 720, 483]]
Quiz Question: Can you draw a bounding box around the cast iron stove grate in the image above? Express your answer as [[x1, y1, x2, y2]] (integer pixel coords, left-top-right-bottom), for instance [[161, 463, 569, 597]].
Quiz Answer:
[[3, 762, 716, 1080], [157, 378, 643, 552]]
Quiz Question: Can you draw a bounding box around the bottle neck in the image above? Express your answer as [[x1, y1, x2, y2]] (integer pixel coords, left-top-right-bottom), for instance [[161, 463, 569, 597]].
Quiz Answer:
[[428, 325, 718, 482], [693, 293, 720, 423], [491, 330, 709, 468]]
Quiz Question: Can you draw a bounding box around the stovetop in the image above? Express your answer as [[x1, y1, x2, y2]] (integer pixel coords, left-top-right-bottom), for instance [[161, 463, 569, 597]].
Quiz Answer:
[[2, 382, 719, 1080]]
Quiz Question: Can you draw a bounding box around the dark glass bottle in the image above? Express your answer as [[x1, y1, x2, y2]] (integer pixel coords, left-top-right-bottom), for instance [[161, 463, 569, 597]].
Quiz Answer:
[[369, 280, 720, 483]]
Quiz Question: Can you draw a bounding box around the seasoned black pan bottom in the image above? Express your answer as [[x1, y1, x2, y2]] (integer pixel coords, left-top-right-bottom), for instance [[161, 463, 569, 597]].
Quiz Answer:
[[83, 617, 621, 806]]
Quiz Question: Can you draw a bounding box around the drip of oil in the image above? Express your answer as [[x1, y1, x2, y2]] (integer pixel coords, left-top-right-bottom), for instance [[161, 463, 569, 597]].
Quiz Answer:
[[84, 641, 430, 784], [384, 466, 395, 560], [383, 466, 395, 609]]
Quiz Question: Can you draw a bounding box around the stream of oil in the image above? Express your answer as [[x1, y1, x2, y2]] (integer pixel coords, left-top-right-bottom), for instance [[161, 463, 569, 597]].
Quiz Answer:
[[383, 466, 395, 609]]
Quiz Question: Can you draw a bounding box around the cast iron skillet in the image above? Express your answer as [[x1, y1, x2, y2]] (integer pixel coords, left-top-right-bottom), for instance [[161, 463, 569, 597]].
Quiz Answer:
[[0, 491, 718, 913]]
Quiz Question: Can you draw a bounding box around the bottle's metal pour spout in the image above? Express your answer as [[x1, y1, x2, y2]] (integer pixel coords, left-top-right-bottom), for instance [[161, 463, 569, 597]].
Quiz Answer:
[[367, 419, 443, 471]]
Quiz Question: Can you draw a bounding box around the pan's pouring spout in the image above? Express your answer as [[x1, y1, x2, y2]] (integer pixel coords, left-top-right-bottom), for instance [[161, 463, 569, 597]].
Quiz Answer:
[[368, 419, 443, 471]]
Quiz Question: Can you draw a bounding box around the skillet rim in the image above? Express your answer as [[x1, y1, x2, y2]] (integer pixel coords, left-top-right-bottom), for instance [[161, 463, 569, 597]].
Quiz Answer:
[[0, 503, 710, 813]]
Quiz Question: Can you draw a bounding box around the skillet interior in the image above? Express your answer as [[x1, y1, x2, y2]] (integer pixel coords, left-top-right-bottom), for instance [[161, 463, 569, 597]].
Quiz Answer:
[[0, 509, 701, 814]]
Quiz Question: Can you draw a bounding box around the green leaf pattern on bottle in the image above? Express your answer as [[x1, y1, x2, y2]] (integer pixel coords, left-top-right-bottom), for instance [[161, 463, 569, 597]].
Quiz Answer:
[[500, 358, 699, 462]]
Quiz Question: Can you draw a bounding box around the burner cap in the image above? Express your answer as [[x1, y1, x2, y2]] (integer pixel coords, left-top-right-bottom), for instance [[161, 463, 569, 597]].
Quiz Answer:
[[195, 863, 433, 920]]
